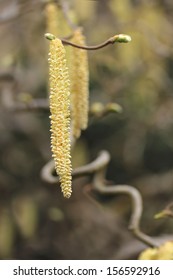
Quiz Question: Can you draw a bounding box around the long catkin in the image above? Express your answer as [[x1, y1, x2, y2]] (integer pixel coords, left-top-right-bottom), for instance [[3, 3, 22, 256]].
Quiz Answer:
[[45, 2, 71, 37], [48, 38, 72, 198], [70, 28, 89, 138], [45, 3, 60, 36]]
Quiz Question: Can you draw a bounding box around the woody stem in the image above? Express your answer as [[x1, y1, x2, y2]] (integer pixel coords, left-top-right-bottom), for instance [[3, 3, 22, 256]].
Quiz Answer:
[[45, 33, 131, 50]]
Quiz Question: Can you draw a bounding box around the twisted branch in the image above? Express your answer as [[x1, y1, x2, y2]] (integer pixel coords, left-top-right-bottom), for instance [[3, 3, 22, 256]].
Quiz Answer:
[[41, 150, 158, 247]]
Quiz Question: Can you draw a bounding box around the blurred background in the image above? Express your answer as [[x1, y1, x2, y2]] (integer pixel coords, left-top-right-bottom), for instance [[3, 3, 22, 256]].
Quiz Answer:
[[0, 0, 173, 260]]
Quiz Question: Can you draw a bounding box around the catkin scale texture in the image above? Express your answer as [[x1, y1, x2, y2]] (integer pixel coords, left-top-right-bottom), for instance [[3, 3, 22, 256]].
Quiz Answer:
[[48, 38, 72, 198], [70, 28, 89, 138]]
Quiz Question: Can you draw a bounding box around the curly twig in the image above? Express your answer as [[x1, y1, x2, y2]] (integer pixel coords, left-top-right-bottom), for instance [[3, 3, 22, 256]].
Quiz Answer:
[[92, 155, 158, 247], [41, 150, 110, 183], [41, 150, 158, 247]]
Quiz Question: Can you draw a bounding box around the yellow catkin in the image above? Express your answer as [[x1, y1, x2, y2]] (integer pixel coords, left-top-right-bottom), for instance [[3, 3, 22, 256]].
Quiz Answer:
[[45, 2, 60, 36], [70, 28, 89, 138], [48, 38, 72, 198], [45, 2, 71, 37], [138, 241, 173, 260]]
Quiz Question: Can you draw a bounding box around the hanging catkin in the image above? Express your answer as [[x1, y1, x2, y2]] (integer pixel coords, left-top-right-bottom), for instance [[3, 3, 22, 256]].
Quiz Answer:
[[70, 28, 89, 138], [45, 2, 71, 37], [48, 37, 72, 198], [45, 2, 60, 36]]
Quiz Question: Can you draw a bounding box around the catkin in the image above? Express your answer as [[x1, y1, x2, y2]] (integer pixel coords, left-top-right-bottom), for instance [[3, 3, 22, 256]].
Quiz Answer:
[[45, 2, 60, 36], [45, 2, 71, 37], [70, 28, 89, 138], [48, 38, 72, 198]]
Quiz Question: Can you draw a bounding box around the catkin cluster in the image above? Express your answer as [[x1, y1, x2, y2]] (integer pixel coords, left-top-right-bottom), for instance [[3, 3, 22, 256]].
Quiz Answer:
[[47, 27, 89, 198], [70, 28, 89, 138], [48, 38, 72, 198]]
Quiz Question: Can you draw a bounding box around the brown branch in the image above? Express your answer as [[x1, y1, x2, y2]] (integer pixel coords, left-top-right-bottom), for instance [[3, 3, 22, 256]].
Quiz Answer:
[[61, 37, 115, 50], [45, 33, 131, 50]]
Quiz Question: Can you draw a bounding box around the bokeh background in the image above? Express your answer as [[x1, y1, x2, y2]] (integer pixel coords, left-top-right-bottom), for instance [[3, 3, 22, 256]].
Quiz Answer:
[[0, 0, 173, 259]]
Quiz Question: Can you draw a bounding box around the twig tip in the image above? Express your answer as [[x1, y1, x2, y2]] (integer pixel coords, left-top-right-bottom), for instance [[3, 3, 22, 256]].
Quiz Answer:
[[112, 34, 132, 43], [45, 33, 56, 40]]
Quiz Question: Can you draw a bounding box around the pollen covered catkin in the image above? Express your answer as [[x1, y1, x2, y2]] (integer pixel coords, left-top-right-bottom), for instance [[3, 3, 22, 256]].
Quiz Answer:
[[48, 38, 72, 198], [70, 28, 89, 138]]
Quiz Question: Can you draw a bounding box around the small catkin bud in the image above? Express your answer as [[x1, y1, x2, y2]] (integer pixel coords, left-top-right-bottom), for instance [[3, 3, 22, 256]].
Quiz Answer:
[[70, 28, 89, 138], [48, 38, 72, 198]]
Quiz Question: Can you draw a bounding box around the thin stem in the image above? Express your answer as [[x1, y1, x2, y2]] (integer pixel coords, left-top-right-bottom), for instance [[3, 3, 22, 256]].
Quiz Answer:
[[155, 202, 173, 219], [61, 37, 112, 50], [45, 33, 131, 50]]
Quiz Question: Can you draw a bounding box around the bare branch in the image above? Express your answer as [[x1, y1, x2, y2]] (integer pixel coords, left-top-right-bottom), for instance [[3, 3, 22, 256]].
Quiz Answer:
[[45, 33, 131, 50], [93, 170, 158, 247], [41, 149, 158, 247], [41, 150, 110, 183]]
